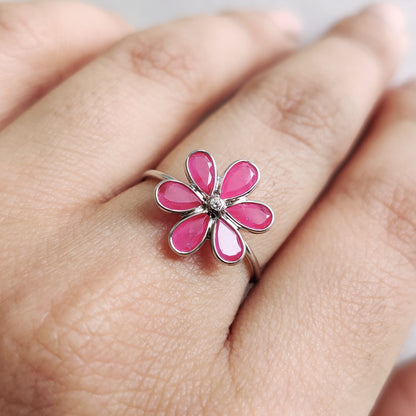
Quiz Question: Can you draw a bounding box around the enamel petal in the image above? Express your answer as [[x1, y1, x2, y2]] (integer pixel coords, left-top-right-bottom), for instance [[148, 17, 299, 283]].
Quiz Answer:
[[170, 213, 210, 254], [186, 151, 216, 195], [156, 180, 201, 212], [212, 219, 245, 263], [220, 161, 259, 199], [226, 202, 273, 231]]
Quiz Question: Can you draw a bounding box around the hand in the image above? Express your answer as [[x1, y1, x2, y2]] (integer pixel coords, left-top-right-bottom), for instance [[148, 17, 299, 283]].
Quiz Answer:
[[0, 2, 415, 415]]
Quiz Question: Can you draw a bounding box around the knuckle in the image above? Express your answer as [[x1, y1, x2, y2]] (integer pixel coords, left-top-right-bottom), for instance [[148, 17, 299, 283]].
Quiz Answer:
[[314, 171, 416, 382], [339, 170, 416, 272], [239, 72, 344, 165], [0, 276, 217, 415], [334, 272, 395, 343], [116, 29, 206, 98]]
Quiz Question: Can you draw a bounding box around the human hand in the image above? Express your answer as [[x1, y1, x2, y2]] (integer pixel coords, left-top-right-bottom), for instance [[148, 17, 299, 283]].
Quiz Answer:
[[0, 2, 415, 415]]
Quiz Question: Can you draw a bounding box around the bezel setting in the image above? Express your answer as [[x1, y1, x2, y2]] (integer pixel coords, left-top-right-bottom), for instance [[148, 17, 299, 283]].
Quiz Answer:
[[153, 150, 274, 265]]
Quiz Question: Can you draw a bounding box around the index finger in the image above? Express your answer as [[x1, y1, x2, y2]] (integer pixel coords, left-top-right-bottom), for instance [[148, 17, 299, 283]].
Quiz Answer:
[[0, 1, 131, 128]]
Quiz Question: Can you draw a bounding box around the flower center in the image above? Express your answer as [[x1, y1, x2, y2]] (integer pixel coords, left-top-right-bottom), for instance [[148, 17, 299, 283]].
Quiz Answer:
[[208, 195, 225, 214]]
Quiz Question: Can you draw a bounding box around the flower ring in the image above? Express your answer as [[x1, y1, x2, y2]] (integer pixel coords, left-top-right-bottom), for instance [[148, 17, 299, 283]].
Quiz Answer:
[[144, 150, 274, 281]]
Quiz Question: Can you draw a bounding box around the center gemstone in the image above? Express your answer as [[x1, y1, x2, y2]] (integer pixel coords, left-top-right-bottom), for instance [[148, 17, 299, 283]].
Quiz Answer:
[[208, 195, 226, 213]]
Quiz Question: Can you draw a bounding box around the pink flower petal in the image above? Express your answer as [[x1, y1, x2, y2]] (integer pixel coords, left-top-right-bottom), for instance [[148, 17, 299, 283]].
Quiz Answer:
[[170, 213, 210, 254], [226, 202, 273, 231], [156, 181, 201, 212], [220, 161, 259, 199], [212, 219, 245, 263], [186, 151, 216, 195]]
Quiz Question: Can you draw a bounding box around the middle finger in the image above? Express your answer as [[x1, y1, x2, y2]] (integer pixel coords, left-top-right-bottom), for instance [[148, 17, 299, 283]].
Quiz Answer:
[[111, 3, 406, 324], [0, 11, 299, 206]]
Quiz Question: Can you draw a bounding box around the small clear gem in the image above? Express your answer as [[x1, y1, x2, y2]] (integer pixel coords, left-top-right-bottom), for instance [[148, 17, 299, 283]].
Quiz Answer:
[[208, 195, 225, 213]]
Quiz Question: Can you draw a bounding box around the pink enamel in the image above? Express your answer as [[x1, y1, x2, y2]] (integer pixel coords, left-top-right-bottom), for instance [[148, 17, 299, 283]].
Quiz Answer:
[[220, 161, 258, 199], [157, 181, 201, 211], [171, 213, 210, 253], [187, 151, 216, 195], [213, 219, 244, 263], [226, 202, 273, 231]]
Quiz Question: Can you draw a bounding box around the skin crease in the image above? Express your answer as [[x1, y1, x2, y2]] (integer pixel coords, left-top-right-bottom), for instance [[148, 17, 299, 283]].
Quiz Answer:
[[0, 2, 415, 416]]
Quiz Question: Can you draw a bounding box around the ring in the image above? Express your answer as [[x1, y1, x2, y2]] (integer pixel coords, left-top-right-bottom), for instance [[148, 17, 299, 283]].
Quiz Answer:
[[144, 150, 274, 282]]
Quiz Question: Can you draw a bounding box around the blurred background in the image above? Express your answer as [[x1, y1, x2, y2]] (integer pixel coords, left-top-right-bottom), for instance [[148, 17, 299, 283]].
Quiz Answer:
[[11, 0, 416, 360]]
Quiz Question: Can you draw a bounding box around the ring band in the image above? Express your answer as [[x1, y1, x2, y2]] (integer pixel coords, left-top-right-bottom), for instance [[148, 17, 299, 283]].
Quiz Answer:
[[143, 151, 274, 283]]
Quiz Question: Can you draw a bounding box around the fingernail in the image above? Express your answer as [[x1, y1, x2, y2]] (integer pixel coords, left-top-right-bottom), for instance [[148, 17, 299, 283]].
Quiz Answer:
[[365, 3, 405, 32], [267, 11, 302, 39]]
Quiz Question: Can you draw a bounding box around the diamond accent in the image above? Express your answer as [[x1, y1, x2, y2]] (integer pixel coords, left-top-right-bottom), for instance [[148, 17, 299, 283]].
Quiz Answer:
[[208, 195, 225, 214]]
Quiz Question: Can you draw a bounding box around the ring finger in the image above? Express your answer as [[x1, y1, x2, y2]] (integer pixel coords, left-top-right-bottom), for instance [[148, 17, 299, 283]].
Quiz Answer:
[[109, 3, 407, 326]]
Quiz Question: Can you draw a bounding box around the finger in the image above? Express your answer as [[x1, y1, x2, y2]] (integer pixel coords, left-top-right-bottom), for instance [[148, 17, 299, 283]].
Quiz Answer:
[[89, 2, 407, 358], [0, 10, 301, 205], [230, 82, 416, 414], [372, 359, 416, 416], [0, 1, 132, 128], [122, 5, 405, 288], [154, 3, 406, 268]]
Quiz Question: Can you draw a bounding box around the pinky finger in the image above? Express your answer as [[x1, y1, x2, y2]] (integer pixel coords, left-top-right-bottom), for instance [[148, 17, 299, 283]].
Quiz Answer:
[[226, 81, 416, 415], [372, 359, 416, 415]]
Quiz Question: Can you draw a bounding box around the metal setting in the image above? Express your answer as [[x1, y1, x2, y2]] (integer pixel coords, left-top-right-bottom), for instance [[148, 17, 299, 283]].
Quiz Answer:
[[143, 150, 275, 283]]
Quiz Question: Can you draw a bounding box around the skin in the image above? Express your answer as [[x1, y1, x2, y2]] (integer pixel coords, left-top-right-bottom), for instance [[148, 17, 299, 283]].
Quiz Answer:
[[0, 1, 415, 415]]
